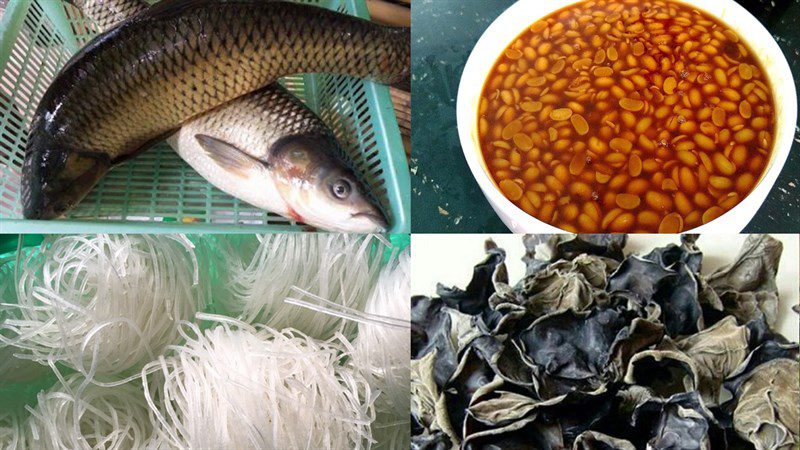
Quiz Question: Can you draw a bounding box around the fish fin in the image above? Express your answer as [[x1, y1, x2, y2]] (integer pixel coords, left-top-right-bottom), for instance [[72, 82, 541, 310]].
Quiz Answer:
[[195, 134, 264, 178]]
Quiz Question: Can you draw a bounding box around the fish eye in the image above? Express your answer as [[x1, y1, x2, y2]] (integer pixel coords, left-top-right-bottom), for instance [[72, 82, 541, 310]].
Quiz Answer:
[[330, 179, 352, 199]]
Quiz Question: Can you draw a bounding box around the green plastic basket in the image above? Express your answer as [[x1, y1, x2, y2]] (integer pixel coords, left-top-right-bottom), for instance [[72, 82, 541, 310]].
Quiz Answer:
[[0, 0, 410, 233]]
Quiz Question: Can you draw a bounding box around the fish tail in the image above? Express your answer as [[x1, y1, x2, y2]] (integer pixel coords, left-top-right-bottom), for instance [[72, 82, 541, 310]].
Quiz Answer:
[[22, 129, 111, 219]]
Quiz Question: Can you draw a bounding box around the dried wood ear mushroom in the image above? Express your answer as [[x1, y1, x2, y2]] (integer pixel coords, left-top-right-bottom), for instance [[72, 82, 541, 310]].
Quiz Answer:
[[411, 235, 799, 450]]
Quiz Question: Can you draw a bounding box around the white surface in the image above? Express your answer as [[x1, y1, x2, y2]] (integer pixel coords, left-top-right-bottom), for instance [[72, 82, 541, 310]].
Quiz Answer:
[[411, 234, 799, 341], [456, 0, 797, 233]]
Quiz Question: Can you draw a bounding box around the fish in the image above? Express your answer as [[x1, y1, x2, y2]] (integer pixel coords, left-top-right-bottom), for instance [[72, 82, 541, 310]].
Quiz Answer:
[[64, 0, 389, 232], [169, 86, 388, 233], [22, 0, 409, 222]]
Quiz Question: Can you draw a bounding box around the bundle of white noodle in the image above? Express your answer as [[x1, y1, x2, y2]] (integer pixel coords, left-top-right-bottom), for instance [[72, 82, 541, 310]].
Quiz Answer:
[[0, 412, 27, 450], [0, 235, 203, 384], [142, 314, 375, 450], [24, 374, 156, 450], [223, 234, 381, 339], [353, 249, 410, 449], [0, 247, 51, 385], [285, 248, 411, 449]]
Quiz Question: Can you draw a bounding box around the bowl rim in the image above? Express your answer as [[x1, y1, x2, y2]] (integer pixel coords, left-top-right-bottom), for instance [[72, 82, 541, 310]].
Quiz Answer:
[[456, 0, 797, 233]]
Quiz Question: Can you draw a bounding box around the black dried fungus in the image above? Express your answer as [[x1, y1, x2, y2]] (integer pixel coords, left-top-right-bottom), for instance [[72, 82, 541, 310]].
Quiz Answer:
[[411, 235, 799, 450], [519, 308, 627, 398], [630, 391, 725, 449]]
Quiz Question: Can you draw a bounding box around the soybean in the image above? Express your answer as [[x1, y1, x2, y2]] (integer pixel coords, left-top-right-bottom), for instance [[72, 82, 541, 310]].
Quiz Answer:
[[478, 0, 775, 233]]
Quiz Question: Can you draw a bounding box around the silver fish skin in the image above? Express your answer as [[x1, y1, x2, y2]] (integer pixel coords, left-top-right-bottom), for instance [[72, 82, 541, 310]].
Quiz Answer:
[[23, 0, 409, 220]]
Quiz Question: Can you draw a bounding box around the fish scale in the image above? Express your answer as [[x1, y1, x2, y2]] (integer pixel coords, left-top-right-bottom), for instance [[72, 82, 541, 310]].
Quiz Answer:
[[192, 86, 336, 159], [23, 0, 409, 220], [66, 0, 148, 30]]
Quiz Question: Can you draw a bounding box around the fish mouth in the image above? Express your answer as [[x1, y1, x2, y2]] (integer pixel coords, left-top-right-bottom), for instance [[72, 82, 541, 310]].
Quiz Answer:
[[351, 211, 389, 232]]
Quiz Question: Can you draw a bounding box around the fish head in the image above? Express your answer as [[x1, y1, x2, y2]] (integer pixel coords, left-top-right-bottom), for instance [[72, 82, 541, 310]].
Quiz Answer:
[[270, 134, 388, 233], [22, 127, 111, 219]]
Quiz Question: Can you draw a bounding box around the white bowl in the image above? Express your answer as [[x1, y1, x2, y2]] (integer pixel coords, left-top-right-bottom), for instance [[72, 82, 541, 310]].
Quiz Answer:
[[457, 0, 797, 233]]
